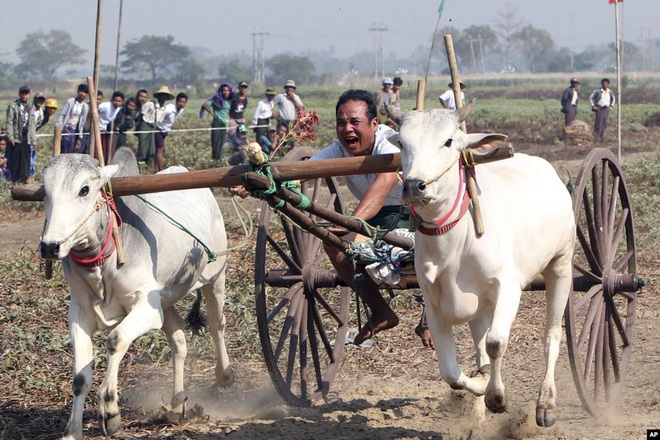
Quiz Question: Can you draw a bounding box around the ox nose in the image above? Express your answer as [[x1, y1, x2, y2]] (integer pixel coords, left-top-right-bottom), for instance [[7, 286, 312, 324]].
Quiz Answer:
[[39, 241, 60, 259], [402, 178, 427, 199]]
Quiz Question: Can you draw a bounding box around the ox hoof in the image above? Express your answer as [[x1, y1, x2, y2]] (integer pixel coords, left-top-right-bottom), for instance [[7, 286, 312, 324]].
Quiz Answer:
[[485, 393, 507, 414], [99, 412, 121, 436], [535, 407, 557, 427], [217, 366, 235, 388]]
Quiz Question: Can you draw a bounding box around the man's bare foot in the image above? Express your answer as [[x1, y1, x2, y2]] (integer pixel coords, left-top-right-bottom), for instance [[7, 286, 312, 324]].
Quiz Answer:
[[353, 310, 399, 345], [415, 321, 434, 349]]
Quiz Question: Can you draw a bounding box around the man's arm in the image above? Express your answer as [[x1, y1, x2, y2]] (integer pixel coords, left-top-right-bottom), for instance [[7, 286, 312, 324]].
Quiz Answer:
[[6, 104, 15, 143], [352, 172, 399, 221]]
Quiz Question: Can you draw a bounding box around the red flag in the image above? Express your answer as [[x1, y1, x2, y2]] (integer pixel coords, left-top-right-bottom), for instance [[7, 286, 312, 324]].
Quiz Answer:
[[609, 0, 622, 3]]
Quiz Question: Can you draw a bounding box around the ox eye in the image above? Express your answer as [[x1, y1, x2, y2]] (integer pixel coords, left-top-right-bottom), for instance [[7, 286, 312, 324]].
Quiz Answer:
[[444, 138, 453, 147], [79, 186, 89, 197]]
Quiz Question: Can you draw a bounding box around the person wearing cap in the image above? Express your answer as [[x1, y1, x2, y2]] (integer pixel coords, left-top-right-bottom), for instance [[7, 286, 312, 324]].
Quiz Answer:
[[257, 126, 279, 156], [153, 88, 186, 172], [40, 98, 59, 129], [222, 123, 249, 165], [272, 80, 304, 127], [252, 87, 277, 140], [561, 77, 580, 126], [201, 83, 233, 160], [439, 82, 466, 110], [55, 83, 90, 154], [589, 78, 616, 139], [4, 85, 37, 183], [229, 81, 249, 135], [375, 77, 394, 125]]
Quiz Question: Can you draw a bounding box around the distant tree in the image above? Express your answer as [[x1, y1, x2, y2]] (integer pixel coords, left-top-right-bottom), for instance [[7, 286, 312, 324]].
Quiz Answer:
[[266, 54, 315, 86], [608, 41, 641, 71], [513, 25, 556, 72], [217, 60, 250, 86], [175, 56, 206, 85], [455, 25, 498, 73], [121, 35, 190, 81], [0, 61, 15, 89], [494, 4, 523, 70], [14, 29, 86, 80]]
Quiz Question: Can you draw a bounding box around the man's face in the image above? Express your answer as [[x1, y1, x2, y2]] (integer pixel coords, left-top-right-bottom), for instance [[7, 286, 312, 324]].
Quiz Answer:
[[176, 97, 188, 110], [0, 139, 6, 153], [239, 85, 248, 95], [77, 90, 89, 101], [95, 94, 102, 105], [112, 96, 123, 108], [602, 81, 610, 89], [46, 107, 57, 116], [336, 99, 378, 157], [34, 98, 44, 109], [277, 125, 288, 138], [19, 91, 30, 102], [137, 91, 148, 104], [383, 84, 392, 91], [284, 86, 295, 97], [126, 100, 137, 112]]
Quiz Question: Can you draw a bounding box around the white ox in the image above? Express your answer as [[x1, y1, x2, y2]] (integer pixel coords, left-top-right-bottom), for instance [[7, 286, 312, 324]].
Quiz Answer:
[[39, 147, 233, 440], [392, 108, 575, 434]]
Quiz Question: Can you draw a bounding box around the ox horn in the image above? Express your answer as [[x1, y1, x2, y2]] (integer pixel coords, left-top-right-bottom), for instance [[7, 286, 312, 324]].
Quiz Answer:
[[457, 98, 476, 123]]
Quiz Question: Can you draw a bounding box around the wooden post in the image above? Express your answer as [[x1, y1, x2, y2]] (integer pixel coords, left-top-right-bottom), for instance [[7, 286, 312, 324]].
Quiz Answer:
[[416, 79, 426, 110], [93, 0, 103, 92], [53, 125, 62, 156], [87, 76, 125, 264], [113, 0, 123, 91], [444, 34, 484, 237]]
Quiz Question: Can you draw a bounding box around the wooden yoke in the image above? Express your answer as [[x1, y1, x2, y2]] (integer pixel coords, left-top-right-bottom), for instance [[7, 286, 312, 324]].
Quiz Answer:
[[444, 34, 485, 236], [86, 76, 125, 265]]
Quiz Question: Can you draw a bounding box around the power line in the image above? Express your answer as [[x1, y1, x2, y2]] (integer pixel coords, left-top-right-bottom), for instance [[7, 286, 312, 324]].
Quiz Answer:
[[368, 24, 388, 80], [252, 32, 269, 84]]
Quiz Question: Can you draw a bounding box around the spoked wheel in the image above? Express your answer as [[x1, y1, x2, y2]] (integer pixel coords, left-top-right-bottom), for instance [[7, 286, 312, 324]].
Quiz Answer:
[[565, 148, 643, 416], [255, 147, 351, 406]]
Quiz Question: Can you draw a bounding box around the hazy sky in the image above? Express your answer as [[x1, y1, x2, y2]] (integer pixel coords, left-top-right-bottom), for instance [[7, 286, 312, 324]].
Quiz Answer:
[[0, 0, 657, 66]]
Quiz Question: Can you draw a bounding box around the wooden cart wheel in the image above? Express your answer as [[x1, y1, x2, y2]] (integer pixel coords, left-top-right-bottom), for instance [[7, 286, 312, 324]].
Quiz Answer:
[[565, 148, 642, 416], [255, 147, 351, 406]]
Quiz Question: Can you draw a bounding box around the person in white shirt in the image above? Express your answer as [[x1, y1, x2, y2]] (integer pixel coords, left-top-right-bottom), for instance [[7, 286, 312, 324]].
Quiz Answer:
[[589, 78, 615, 139], [153, 89, 187, 172], [55, 84, 89, 154], [439, 81, 466, 111], [252, 87, 277, 139], [98, 91, 125, 160]]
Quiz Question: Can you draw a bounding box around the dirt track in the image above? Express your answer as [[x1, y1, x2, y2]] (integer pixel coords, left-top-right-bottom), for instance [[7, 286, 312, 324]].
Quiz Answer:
[[1, 149, 658, 440]]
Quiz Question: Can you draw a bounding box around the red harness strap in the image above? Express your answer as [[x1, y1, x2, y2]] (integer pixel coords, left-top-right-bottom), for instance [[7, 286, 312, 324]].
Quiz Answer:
[[68, 192, 122, 268]]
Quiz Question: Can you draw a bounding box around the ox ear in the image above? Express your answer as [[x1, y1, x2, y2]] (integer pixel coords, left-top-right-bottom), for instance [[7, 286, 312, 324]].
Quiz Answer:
[[464, 133, 508, 155], [387, 133, 402, 149], [100, 164, 119, 183]]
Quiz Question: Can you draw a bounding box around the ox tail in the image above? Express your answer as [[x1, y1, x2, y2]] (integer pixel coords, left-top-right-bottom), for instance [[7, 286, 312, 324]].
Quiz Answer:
[[561, 167, 574, 195], [186, 289, 208, 336]]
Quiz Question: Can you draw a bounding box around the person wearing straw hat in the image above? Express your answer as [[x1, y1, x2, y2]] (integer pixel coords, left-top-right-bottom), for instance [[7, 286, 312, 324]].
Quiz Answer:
[[375, 77, 394, 125], [252, 87, 277, 139], [439, 81, 466, 110], [152, 86, 176, 172], [272, 80, 303, 127]]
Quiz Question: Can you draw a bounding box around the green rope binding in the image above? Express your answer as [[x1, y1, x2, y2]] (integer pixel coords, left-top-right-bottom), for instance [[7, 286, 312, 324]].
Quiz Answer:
[[135, 195, 217, 263], [248, 164, 310, 210]]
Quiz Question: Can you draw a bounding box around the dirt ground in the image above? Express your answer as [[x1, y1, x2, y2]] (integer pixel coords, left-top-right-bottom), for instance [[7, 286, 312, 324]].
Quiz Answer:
[[0, 145, 658, 440]]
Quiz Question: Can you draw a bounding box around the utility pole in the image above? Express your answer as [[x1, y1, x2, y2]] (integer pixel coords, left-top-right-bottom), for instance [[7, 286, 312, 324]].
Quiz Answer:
[[251, 32, 268, 84], [467, 35, 477, 72], [478, 34, 486, 73], [368, 24, 388, 80]]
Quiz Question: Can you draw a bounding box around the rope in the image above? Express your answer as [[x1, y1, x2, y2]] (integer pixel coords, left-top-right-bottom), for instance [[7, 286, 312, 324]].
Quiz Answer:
[[135, 194, 217, 263], [248, 164, 310, 210], [215, 195, 253, 257], [34, 123, 271, 139]]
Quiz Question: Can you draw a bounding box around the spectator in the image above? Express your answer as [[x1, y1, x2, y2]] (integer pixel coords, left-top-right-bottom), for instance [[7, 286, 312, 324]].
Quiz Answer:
[[229, 81, 249, 135], [390, 77, 403, 112], [40, 98, 59, 129], [135, 89, 157, 164], [201, 83, 233, 160], [99, 91, 125, 160], [257, 127, 279, 156], [223, 124, 249, 165], [375, 77, 393, 124], [561, 77, 580, 126], [0, 135, 11, 183], [108, 97, 138, 153], [55, 83, 90, 154], [272, 80, 303, 127], [153, 87, 185, 172], [5, 85, 37, 183], [589, 78, 615, 139], [252, 87, 277, 139], [29, 92, 47, 183], [439, 82, 466, 110]]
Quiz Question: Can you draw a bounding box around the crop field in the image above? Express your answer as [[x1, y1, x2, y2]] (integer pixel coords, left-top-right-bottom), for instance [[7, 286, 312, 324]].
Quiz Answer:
[[0, 78, 659, 439]]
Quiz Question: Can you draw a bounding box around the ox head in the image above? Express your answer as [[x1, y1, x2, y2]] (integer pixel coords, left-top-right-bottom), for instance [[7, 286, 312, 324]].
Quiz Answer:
[[390, 105, 507, 208], [39, 154, 118, 260]]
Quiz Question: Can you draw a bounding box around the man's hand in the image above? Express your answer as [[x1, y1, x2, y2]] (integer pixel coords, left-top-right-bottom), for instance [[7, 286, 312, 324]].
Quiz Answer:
[[228, 185, 250, 199]]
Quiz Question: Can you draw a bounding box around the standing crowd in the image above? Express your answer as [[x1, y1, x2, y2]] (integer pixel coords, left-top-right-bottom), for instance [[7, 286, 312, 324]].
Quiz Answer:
[[560, 76, 616, 139]]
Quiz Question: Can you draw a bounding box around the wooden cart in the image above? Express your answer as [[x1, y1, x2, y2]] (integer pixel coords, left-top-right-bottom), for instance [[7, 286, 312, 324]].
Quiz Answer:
[[11, 146, 644, 418]]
